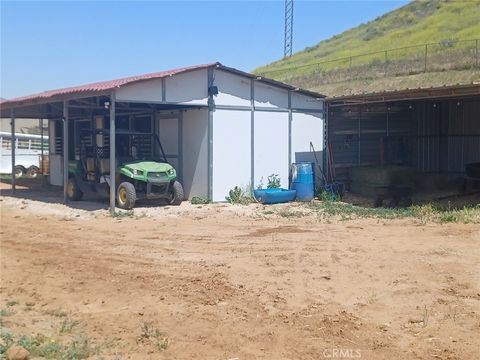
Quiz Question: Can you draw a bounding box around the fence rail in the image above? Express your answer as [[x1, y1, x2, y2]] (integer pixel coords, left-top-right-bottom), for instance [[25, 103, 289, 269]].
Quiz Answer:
[[258, 38, 480, 84]]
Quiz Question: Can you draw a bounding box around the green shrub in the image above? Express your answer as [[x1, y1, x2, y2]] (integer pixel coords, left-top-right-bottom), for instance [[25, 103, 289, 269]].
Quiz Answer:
[[267, 174, 281, 189], [225, 186, 254, 205]]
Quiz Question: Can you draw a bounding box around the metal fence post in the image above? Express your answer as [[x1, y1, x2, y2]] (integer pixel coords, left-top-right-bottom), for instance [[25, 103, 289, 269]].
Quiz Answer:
[[349, 56, 352, 80], [424, 44, 428, 72], [384, 50, 388, 76], [476, 39, 478, 67]]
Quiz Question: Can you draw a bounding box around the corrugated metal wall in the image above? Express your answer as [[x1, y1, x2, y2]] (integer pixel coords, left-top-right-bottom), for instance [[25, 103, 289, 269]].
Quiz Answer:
[[328, 96, 480, 186]]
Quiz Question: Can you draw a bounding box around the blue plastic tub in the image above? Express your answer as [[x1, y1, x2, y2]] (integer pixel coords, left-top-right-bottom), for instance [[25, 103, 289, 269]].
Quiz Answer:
[[253, 188, 297, 204], [290, 162, 314, 202]]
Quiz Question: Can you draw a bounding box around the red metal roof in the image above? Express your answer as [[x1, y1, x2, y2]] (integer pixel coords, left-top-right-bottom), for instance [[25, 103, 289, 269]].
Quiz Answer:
[[1, 63, 218, 108]]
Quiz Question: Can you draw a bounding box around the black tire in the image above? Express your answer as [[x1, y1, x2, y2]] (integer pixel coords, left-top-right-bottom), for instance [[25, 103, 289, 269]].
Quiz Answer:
[[117, 182, 136, 209], [67, 177, 83, 201], [14, 165, 26, 178], [27, 166, 40, 178], [169, 181, 184, 205]]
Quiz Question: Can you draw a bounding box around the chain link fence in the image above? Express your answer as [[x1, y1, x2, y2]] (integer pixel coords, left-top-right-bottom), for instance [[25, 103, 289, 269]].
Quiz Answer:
[[259, 39, 479, 85]]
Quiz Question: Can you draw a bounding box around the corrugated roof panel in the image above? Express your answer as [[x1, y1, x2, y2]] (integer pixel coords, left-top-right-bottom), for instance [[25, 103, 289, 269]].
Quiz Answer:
[[1, 63, 218, 107]]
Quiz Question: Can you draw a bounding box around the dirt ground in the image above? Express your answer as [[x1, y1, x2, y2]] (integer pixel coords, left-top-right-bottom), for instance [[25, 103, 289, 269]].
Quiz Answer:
[[0, 182, 479, 359]]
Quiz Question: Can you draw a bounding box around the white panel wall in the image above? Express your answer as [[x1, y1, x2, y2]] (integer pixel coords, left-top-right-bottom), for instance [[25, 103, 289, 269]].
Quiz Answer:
[[254, 82, 288, 108], [291, 112, 324, 188], [182, 108, 208, 199], [254, 111, 289, 188], [212, 109, 251, 201], [166, 69, 208, 105], [291, 92, 324, 110], [214, 70, 251, 107], [116, 78, 163, 102]]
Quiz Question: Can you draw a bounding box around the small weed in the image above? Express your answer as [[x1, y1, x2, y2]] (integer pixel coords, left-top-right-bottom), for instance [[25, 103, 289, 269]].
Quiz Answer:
[[225, 186, 254, 205], [139, 323, 168, 351], [44, 309, 68, 317], [36, 340, 63, 358], [319, 190, 335, 202], [191, 196, 209, 205], [0, 308, 15, 317], [17, 333, 47, 354], [5, 300, 18, 307], [0, 330, 14, 354], [59, 318, 81, 334], [111, 210, 135, 218], [365, 289, 378, 304], [276, 209, 305, 218], [263, 210, 274, 215], [62, 336, 99, 359]]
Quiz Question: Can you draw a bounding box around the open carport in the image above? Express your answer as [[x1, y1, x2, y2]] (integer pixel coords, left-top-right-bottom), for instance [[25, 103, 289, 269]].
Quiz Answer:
[[1, 62, 325, 212]]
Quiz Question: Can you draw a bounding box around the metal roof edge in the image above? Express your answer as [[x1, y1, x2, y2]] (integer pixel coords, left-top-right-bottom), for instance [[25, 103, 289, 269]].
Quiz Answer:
[[216, 64, 326, 99], [0, 63, 220, 110], [326, 83, 480, 104]]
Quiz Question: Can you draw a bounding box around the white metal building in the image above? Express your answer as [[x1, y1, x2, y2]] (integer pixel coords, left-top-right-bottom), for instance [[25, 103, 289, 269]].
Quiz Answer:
[[1, 62, 325, 209]]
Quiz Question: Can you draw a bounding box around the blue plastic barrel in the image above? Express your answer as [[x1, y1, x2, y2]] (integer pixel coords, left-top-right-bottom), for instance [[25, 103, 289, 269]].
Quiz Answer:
[[290, 162, 314, 201]]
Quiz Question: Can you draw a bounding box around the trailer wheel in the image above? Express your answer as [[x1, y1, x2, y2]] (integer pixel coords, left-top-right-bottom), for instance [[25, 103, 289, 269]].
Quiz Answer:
[[14, 165, 26, 178], [117, 182, 136, 209], [67, 177, 83, 201], [27, 166, 40, 178], [169, 181, 184, 205]]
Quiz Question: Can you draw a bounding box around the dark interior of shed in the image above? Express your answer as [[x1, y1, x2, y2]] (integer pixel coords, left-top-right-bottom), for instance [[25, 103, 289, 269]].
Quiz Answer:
[[327, 96, 480, 207]]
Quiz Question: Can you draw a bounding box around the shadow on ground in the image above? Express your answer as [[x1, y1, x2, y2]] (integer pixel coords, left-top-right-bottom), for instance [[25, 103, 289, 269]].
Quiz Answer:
[[0, 176, 170, 211]]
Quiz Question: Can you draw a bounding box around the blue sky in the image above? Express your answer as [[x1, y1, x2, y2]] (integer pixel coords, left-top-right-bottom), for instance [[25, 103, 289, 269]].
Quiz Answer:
[[1, 0, 408, 99]]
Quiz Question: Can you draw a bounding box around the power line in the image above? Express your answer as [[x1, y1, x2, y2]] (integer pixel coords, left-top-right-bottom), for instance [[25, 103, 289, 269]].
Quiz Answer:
[[284, 0, 294, 58]]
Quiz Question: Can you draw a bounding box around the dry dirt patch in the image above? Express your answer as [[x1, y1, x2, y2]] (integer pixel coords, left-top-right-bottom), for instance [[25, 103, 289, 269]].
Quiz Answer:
[[1, 196, 479, 359]]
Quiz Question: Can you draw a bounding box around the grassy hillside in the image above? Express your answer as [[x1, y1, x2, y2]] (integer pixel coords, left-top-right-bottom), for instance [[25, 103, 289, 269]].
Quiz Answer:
[[254, 0, 480, 92]]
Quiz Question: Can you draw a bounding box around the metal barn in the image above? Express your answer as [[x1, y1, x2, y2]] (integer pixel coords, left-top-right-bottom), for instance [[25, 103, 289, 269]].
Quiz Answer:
[[0, 63, 325, 210], [326, 84, 480, 201]]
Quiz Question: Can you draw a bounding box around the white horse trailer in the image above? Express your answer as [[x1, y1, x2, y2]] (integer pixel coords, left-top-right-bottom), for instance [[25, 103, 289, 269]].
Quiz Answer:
[[0, 131, 48, 177]]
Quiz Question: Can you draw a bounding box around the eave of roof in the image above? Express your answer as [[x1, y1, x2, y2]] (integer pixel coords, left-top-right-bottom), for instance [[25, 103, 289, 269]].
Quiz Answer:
[[0, 62, 325, 110], [326, 82, 480, 105]]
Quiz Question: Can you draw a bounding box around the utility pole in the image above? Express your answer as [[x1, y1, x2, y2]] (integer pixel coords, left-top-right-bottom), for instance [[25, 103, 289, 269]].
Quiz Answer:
[[284, 0, 294, 58]]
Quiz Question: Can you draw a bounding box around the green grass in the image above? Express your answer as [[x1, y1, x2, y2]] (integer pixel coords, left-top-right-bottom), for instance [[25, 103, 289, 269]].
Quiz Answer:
[[16, 334, 99, 360], [307, 201, 480, 224], [254, 0, 480, 92]]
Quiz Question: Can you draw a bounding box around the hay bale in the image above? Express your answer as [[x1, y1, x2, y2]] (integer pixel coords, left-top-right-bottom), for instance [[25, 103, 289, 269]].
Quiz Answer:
[[350, 165, 417, 197]]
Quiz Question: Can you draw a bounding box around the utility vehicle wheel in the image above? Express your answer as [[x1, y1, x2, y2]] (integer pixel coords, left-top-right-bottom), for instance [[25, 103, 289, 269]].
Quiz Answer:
[[67, 177, 83, 201], [169, 181, 184, 205], [27, 166, 39, 178], [14, 165, 26, 178], [117, 182, 136, 209]]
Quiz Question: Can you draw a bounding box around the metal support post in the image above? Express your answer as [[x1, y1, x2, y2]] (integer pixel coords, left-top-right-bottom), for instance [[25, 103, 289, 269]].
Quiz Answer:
[[63, 102, 69, 203], [109, 92, 116, 213], [10, 109, 16, 193]]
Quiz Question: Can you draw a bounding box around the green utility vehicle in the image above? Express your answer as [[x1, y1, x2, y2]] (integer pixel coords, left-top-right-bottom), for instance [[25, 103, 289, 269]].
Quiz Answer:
[[67, 128, 183, 209]]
